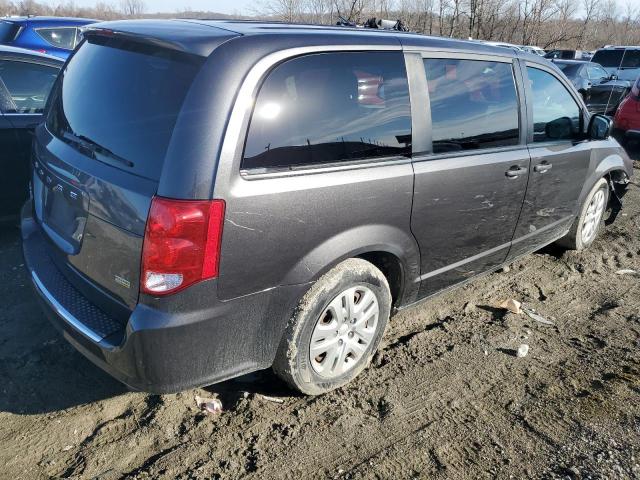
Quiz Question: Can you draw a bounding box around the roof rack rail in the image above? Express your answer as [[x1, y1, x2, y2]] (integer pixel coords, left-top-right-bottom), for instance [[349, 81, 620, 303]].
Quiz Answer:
[[336, 17, 409, 32]]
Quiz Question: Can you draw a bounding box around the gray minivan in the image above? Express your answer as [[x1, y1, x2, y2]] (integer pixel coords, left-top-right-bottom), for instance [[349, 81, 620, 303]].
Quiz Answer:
[[22, 20, 633, 395]]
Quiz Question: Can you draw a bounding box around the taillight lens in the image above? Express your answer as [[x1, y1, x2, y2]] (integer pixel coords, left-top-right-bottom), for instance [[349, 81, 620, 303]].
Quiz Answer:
[[141, 197, 225, 295]]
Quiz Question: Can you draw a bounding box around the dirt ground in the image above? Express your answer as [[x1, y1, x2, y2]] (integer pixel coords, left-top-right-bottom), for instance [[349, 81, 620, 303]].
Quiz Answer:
[[1, 157, 640, 480]]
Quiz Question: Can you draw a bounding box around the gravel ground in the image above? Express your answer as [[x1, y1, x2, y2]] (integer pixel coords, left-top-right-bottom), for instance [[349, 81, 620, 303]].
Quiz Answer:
[[0, 157, 639, 480]]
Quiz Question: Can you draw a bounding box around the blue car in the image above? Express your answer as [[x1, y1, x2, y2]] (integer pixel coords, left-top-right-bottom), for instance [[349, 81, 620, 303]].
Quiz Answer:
[[0, 16, 96, 59]]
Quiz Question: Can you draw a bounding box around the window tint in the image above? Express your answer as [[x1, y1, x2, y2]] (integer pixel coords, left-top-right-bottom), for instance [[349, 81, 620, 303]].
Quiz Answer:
[[46, 36, 203, 180], [0, 60, 59, 113], [621, 49, 640, 68], [592, 50, 624, 68], [242, 52, 411, 171], [424, 58, 519, 153], [527, 67, 581, 142], [36, 27, 77, 49]]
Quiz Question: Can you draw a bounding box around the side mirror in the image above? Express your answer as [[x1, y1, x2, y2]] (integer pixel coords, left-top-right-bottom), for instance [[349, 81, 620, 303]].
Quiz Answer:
[[588, 114, 612, 140], [545, 116, 573, 140], [609, 74, 618, 81]]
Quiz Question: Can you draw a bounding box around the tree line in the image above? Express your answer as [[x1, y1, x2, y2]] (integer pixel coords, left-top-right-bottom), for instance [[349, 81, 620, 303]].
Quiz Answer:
[[1, 0, 638, 50], [256, 0, 640, 49]]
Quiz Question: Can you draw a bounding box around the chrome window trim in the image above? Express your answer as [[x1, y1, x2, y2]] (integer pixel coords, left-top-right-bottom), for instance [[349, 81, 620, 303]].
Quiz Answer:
[[415, 50, 514, 63]]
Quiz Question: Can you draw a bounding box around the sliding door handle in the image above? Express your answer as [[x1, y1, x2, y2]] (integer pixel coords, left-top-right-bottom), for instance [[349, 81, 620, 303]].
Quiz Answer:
[[534, 161, 553, 174], [505, 166, 528, 178]]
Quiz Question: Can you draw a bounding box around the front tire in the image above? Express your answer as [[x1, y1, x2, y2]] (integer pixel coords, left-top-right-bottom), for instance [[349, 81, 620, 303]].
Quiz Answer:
[[557, 178, 609, 250], [273, 258, 391, 395]]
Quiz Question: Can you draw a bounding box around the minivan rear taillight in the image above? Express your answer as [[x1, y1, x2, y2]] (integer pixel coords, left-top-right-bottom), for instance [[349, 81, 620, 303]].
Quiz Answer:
[[141, 197, 225, 295]]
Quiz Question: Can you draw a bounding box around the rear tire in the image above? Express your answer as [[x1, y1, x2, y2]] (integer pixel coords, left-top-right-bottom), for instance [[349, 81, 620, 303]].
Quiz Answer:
[[273, 258, 391, 395], [556, 178, 609, 250]]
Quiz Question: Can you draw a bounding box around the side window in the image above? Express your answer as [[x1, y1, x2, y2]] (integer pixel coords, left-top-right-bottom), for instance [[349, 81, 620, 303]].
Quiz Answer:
[[35, 28, 77, 50], [527, 67, 581, 143], [621, 49, 640, 69], [424, 58, 520, 153], [242, 52, 412, 171], [0, 60, 59, 114]]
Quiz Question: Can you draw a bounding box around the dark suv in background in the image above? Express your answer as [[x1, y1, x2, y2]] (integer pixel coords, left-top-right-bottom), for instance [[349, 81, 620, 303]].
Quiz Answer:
[[591, 46, 640, 82], [22, 20, 632, 395]]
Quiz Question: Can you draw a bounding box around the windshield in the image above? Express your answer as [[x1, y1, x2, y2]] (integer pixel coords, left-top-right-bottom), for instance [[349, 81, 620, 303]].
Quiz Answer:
[[46, 35, 203, 180], [592, 50, 624, 68], [0, 20, 20, 43], [556, 63, 581, 77]]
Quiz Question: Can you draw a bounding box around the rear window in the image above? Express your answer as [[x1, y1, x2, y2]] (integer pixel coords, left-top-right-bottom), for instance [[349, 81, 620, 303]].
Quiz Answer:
[[46, 36, 203, 180], [556, 62, 582, 77], [35, 27, 78, 50], [242, 52, 412, 171], [592, 49, 624, 68], [0, 20, 21, 43], [556, 63, 582, 77]]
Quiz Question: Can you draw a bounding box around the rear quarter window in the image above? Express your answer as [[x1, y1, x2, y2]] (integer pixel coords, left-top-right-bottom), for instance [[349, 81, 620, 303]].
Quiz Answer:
[[242, 51, 412, 171], [36, 27, 78, 50]]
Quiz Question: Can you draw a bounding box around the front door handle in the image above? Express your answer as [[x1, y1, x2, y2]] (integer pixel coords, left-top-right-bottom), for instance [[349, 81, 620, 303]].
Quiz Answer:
[[534, 161, 553, 174], [505, 165, 528, 178]]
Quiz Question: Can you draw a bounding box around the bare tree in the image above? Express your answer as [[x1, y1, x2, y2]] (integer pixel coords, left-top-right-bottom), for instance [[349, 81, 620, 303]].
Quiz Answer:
[[120, 0, 145, 17]]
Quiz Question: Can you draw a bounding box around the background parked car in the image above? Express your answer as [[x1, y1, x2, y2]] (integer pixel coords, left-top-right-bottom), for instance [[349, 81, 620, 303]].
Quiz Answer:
[[0, 16, 95, 59], [613, 76, 640, 146], [0, 45, 62, 222], [553, 59, 631, 115], [520, 45, 546, 56], [480, 40, 522, 51], [545, 49, 591, 60], [591, 46, 640, 82]]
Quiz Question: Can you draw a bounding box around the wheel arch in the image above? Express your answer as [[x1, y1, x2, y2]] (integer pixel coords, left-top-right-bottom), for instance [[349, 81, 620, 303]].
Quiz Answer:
[[281, 224, 421, 308], [577, 152, 631, 209]]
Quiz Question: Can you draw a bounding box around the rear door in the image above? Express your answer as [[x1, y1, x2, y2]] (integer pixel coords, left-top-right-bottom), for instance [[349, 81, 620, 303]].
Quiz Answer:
[[508, 62, 591, 260], [410, 53, 529, 298], [34, 34, 204, 309], [0, 57, 59, 219]]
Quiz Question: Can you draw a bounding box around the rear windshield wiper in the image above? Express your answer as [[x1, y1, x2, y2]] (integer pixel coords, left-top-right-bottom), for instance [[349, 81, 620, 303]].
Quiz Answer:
[[62, 131, 134, 168]]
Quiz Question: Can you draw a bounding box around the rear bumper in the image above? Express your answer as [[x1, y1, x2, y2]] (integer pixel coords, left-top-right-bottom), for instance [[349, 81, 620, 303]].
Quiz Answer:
[[21, 201, 304, 393]]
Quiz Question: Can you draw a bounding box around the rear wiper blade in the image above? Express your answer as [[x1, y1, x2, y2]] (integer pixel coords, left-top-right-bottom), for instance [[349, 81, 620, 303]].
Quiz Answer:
[[62, 131, 134, 168]]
